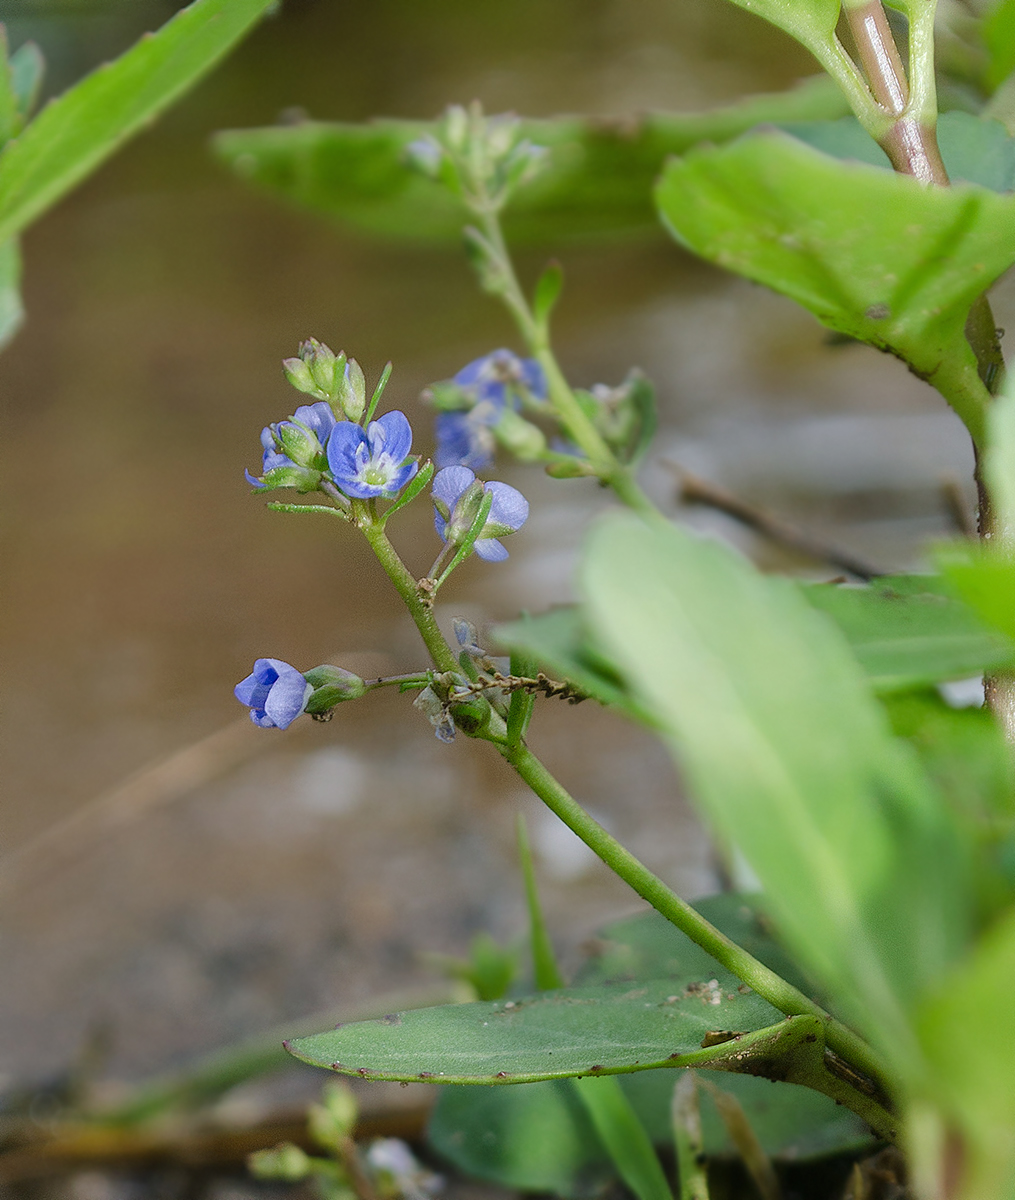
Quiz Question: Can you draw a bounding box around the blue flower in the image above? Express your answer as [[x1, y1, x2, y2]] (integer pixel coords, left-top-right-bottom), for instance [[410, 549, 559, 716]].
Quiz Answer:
[[326, 410, 419, 499], [432, 465, 528, 562], [246, 401, 338, 488], [454, 349, 546, 410], [434, 410, 496, 471], [235, 658, 312, 729]]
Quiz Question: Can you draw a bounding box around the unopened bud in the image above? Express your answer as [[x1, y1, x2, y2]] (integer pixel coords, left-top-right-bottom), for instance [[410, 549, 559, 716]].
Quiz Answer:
[[304, 665, 367, 715], [336, 357, 366, 422], [494, 408, 547, 462], [248, 1143, 312, 1181]]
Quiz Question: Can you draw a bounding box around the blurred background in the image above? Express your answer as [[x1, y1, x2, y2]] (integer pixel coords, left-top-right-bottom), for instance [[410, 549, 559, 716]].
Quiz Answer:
[[0, 0, 1007, 1188]]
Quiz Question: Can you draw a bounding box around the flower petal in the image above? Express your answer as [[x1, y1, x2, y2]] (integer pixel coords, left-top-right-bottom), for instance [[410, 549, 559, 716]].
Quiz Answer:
[[262, 665, 312, 729], [369, 410, 413, 463], [326, 421, 368, 480], [432, 465, 475, 510], [474, 537, 509, 562], [484, 481, 529, 532]]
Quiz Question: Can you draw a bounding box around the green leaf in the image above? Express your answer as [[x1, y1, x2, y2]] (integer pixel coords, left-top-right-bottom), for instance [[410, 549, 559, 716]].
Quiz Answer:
[[428, 1070, 874, 1198], [0, 28, 18, 148], [0, 0, 277, 247], [580, 514, 971, 1073], [984, 365, 1015, 536], [0, 236, 23, 350], [800, 574, 1015, 691], [984, 0, 1015, 91], [914, 906, 1015, 1194], [937, 543, 1015, 641], [571, 1076, 673, 1200], [285, 976, 788, 1084], [212, 76, 850, 245], [655, 131, 1015, 445]]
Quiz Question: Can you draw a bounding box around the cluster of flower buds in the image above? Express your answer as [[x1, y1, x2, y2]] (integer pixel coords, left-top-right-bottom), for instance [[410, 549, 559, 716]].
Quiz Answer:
[[406, 104, 549, 210], [247, 340, 417, 501]]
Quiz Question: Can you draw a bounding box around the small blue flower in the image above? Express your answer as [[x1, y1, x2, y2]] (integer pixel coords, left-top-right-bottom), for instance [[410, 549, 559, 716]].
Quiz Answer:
[[235, 658, 312, 729], [434, 410, 496, 471], [454, 349, 546, 410], [246, 401, 338, 488], [432, 465, 528, 562], [326, 410, 419, 499]]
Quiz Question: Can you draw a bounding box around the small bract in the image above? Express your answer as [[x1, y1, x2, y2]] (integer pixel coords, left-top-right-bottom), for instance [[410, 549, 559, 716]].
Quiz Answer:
[[235, 658, 312, 729], [327, 410, 418, 499]]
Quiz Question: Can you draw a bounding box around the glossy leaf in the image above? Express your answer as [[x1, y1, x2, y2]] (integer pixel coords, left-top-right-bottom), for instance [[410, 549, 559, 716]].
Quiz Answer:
[[655, 132, 1015, 445], [213, 77, 849, 244], [800, 574, 1015, 691], [0, 0, 277, 246], [580, 514, 970, 1071]]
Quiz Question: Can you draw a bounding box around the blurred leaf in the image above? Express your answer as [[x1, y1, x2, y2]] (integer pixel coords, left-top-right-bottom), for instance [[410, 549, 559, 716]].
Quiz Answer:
[[984, 363, 1015, 534], [936, 543, 1015, 643], [915, 906, 1015, 1194], [574, 895, 815, 998], [0, 0, 277, 246], [0, 235, 22, 349], [8, 41, 44, 130], [780, 113, 1015, 191], [655, 132, 1015, 445], [0, 27, 17, 147], [429, 1070, 874, 1199], [517, 815, 565, 992], [571, 1075, 673, 1200], [212, 76, 850, 245], [885, 691, 1015, 824], [286, 976, 788, 1084], [801, 574, 1015, 691], [580, 514, 971, 1072], [984, 0, 1015, 91]]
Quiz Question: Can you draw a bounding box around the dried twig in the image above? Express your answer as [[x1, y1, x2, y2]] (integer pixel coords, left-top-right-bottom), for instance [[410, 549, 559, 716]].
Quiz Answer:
[[668, 463, 886, 581]]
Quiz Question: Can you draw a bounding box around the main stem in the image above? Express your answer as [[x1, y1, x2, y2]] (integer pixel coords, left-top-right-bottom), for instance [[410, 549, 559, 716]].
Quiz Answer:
[[846, 0, 1013, 733], [473, 201, 656, 516], [359, 512, 459, 675], [502, 741, 894, 1099]]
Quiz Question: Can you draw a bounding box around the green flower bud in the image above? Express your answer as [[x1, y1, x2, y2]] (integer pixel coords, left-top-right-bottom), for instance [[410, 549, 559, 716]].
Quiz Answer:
[[260, 463, 323, 493], [493, 408, 547, 462], [248, 1143, 312, 1181], [308, 1082, 358, 1152], [336, 356, 366, 422], [282, 355, 319, 397], [303, 665, 367, 715], [276, 421, 323, 468], [443, 477, 487, 543]]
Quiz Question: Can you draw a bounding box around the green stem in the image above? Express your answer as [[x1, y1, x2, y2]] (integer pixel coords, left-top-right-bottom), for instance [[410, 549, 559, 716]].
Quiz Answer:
[[358, 508, 459, 674], [471, 201, 655, 515], [502, 741, 894, 1100]]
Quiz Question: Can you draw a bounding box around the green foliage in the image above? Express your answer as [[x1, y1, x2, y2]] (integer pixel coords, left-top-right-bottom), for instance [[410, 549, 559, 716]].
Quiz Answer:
[[800, 574, 1015, 691], [285, 976, 787, 1084], [212, 77, 849, 244], [984, 0, 1015, 91], [571, 1076, 674, 1200], [580, 514, 970, 1073], [655, 132, 1015, 445], [0, 0, 277, 248]]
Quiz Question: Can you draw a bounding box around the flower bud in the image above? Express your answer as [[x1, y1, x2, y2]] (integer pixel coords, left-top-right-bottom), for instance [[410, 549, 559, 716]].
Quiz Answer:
[[302, 339, 344, 398], [283, 355, 318, 396], [276, 421, 321, 468], [308, 1082, 358, 1152], [248, 1143, 312, 1181], [336, 357, 366, 422], [443, 477, 487, 543], [303, 665, 367, 715], [493, 408, 547, 462]]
